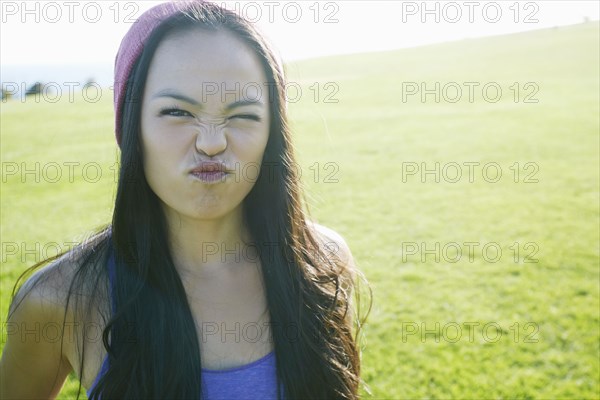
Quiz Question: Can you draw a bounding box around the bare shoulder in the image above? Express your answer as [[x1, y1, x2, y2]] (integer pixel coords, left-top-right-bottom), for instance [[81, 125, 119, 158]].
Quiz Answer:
[[305, 220, 357, 281], [10, 253, 81, 316], [12, 244, 108, 312], [3, 246, 113, 396], [1, 253, 82, 398], [7, 251, 90, 352]]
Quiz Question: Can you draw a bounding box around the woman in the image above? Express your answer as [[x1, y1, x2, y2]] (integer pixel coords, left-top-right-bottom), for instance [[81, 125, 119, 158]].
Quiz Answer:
[[0, 1, 370, 399]]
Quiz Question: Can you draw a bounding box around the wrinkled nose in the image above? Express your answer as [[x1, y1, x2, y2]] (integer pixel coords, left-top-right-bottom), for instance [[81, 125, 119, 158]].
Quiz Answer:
[[195, 121, 227, 157]]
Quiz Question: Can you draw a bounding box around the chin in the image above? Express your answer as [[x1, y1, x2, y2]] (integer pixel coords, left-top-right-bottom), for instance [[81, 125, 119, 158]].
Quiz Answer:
[[188, 201, 238, 220]]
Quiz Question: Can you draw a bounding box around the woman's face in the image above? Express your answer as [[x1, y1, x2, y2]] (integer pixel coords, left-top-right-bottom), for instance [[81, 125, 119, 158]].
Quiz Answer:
[[140, 27, 270, 220]]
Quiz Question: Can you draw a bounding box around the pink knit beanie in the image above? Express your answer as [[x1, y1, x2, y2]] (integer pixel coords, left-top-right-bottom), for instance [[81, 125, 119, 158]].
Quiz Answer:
[[113, 1, 203, 146]]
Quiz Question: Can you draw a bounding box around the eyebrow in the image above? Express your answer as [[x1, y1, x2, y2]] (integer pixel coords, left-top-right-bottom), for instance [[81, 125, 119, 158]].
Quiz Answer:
[[151, 89, 264, 110]]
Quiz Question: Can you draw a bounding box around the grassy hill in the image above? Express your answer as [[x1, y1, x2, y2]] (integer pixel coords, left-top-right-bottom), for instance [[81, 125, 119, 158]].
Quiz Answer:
[[1, 21, 598, 399]]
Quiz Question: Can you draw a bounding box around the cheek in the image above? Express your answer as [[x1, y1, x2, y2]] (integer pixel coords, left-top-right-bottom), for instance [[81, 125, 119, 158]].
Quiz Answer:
[[141, 120, 194, 163], [229, 125, 270, 162]]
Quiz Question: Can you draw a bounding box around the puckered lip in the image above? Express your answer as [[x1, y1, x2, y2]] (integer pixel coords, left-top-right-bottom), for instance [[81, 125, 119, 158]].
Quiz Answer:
[[190, 161, 230, 173]]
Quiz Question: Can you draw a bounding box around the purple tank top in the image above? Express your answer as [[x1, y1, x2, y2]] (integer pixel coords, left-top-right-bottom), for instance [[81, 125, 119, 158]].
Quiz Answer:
[[86, 247, 283, 399]]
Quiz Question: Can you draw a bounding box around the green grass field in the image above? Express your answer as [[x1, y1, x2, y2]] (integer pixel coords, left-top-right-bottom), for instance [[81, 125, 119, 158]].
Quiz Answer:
[[1, 22, 599, 399]]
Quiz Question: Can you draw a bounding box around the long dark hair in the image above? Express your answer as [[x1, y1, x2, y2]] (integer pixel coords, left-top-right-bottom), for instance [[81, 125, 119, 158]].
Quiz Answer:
[[7, 2, 371, 399]]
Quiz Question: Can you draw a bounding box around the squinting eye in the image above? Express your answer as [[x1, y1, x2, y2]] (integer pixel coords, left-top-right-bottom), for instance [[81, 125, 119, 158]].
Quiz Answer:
[[159, 108, 193, 117], [229, 114, 262, 122]]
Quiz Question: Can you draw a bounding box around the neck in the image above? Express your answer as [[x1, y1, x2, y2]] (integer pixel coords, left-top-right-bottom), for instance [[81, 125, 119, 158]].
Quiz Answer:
[[163, 204, 255, 276]]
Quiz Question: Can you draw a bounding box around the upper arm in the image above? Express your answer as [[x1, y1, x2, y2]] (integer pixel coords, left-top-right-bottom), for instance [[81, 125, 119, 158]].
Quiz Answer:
[[306, 221, 360, 330], [0, 268, 74, 399]]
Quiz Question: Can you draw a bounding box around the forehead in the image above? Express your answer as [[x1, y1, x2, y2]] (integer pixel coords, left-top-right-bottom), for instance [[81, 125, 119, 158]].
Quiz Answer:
[[144, 27, 268, 97]]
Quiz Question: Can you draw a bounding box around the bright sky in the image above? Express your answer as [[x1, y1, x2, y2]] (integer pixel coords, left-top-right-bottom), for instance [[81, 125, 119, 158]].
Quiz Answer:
[[0, 0, 598, 66]]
